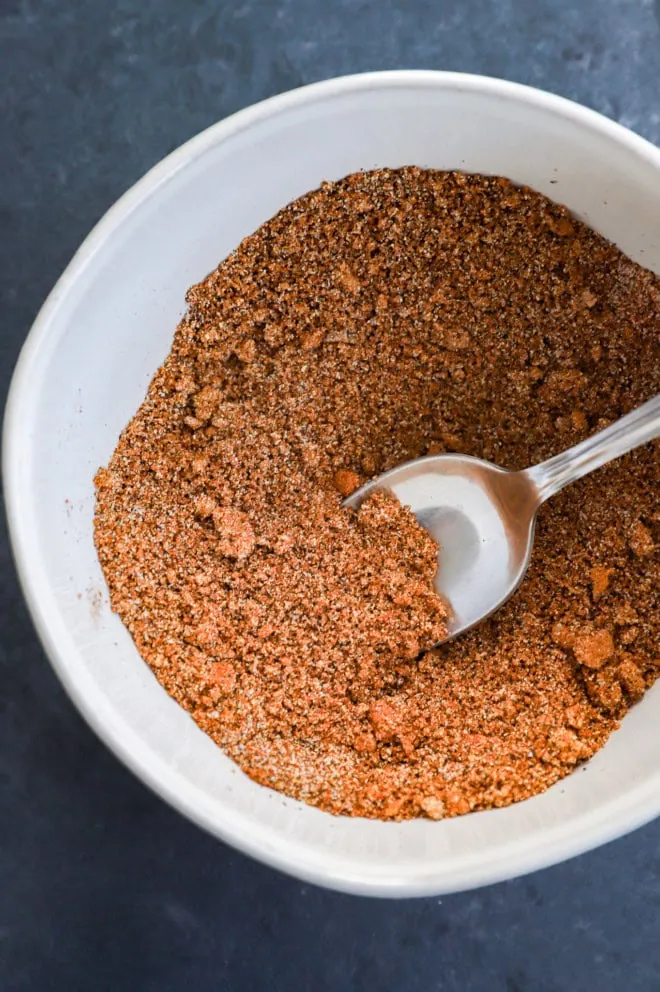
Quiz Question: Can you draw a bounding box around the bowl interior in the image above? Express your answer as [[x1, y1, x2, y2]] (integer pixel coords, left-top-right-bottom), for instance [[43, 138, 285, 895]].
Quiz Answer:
[[6, 73, 660, 896]]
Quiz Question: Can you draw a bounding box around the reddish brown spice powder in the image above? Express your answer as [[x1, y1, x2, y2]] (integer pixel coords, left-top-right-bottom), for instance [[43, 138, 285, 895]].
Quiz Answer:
[[94, 168, 659, 821]]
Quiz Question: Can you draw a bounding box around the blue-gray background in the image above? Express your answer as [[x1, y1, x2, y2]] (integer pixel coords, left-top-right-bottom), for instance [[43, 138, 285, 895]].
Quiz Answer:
[[2, 1, 659, 989]]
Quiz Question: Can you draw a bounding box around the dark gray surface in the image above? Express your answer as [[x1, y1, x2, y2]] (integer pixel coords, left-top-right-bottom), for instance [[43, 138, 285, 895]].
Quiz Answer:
[[2, 1, 660, 989]]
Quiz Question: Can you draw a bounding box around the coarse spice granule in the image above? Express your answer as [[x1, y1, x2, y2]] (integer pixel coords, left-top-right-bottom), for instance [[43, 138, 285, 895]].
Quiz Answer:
[[94, 168, 659, 821]]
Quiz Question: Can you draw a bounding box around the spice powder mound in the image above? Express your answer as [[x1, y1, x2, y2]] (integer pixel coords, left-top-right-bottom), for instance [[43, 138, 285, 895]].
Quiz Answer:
[[94, 168, 660, 821]]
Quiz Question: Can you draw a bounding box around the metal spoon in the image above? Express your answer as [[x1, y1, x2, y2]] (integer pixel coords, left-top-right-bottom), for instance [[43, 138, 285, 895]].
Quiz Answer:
[[344, 394, 660, 643]]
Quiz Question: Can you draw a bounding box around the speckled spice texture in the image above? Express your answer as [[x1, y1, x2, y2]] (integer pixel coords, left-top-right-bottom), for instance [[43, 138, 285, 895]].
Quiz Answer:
[[96, 168, 658, 822], [2, 1, 660, 990]]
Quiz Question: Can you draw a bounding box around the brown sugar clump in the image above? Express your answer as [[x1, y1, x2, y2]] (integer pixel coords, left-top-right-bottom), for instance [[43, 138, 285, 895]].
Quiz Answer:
[[333, 468, 361, 497], [418, 796, 446, 820], [590, 566, 614, 601], [212, 507, 256, 560], [94, 168, 660, 821], [629, 520, 655, 557], [618, 656, 646, 700], [572, 628, 615, 670]]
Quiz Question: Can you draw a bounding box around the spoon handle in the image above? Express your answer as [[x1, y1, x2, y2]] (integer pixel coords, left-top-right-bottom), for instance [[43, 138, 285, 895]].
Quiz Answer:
[[526, 393, 660, 504]]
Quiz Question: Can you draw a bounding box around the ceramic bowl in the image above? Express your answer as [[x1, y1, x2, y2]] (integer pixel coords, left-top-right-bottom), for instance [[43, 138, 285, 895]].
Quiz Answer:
[[5, 71, 660, 896]]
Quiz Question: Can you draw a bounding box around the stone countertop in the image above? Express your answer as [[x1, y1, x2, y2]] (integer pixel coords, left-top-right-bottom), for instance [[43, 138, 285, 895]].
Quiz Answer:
[[2, 1, 659, 989]]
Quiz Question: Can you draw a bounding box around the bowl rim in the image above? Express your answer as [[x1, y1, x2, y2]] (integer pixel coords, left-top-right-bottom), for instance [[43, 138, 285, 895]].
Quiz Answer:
[[4, 69, 660, 898]]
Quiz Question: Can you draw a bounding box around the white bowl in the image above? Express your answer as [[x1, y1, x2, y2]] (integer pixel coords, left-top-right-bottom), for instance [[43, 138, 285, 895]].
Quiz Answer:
[[5, 71, 660, 897]]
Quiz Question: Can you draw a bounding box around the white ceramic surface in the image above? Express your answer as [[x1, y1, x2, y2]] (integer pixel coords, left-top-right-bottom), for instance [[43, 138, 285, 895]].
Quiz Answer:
[[4, 71, 660, 898]]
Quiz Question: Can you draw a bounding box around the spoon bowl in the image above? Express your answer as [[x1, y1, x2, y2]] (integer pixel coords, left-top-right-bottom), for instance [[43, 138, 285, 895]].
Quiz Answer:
[[345, 392, 660, 642], [344, 455, 540, 640]]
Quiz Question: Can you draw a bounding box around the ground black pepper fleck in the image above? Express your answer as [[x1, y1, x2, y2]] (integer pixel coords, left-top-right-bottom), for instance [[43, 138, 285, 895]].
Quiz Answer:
[[95, 168, 659, 821]]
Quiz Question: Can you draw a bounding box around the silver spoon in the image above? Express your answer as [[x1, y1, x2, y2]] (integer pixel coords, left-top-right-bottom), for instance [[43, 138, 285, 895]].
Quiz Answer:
[[344, 394, 660, 643]]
